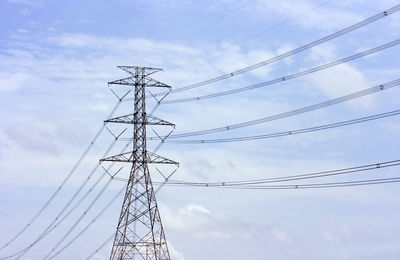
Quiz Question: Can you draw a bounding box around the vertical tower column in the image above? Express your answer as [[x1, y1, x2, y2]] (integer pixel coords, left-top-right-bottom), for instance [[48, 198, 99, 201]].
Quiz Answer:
[[101, 66, 177, 260]]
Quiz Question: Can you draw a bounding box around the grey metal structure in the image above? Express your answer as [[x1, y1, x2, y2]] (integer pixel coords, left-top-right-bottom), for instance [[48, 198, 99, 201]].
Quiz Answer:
[[101, 66, 177, 260]]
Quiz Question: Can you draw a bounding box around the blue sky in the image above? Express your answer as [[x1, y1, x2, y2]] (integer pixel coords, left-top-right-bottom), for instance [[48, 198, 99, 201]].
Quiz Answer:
[[0, 0, 400, 259]]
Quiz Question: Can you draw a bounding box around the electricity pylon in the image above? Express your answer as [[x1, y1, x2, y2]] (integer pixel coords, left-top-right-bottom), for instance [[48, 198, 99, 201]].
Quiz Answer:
[[101, 66, 177, 260]]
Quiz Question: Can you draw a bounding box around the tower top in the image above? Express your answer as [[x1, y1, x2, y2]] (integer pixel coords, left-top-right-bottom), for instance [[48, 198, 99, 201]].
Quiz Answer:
[[117, 66, 162, 77]]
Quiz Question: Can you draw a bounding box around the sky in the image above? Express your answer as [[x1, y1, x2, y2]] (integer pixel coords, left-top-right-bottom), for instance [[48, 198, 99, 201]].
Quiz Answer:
[[0, 0, 400, 259]]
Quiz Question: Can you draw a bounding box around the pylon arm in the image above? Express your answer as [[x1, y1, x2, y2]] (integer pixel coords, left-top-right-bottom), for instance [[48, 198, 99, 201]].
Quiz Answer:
[[107, 76, 170, 88], [117, 66, 162, 77], [105, 114, 134, 124], [145, 77, 171, 88], [147, 114, 175, 126], [100, 151, 134, 163], [108, 76, 136, 86], [147, 152, 179, 165], [100, 151, 178, 165], [105, 113, 175, 126]]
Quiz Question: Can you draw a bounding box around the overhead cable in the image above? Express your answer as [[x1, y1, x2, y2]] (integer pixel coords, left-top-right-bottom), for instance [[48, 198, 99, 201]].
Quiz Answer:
[[0, 100, 121, 252], [164, 159, 400, 187], [153, 4, 400, 97], [144, 79, 400, 139], [195, 177, 400, 189], [84, 234, 114, 260], [49, 168, 177, 260], [41, 177, 114, 260], [161, 40, 400, 104], [6, 142, 117, 260], [163, 109, 400, 144], [46, 181, 125, 260], [85, 159, 398, 258], [232, 0, 332, 46], [2, 141, 132, 260]]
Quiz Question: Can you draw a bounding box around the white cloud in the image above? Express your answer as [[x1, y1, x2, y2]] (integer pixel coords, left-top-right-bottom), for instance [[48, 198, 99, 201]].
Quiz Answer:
[[271, 227, 291, 244], [183, 157, 215, 179], [322, 230, 339, 243], [47, 33, 198, 56], [6, 123, 58, 154], [160, 203, 254, 241], [276, 44, 295, 65], [161, 204, 212, 232], [308, 63, 370, 99], [306, 44, 373, 108], [6, 0, 43, 6], [185, 204, 211, 214], [248, 0, 364, 31], [88, 103, 111, 112], [168, 241, 185, 260], [0, 72, 30, 92]]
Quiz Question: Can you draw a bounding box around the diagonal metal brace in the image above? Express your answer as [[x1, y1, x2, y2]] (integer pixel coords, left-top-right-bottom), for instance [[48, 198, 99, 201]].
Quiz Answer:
[[155, 167, 178, 181], [106, 127, 128, 140], [101, 165, 124, 178]]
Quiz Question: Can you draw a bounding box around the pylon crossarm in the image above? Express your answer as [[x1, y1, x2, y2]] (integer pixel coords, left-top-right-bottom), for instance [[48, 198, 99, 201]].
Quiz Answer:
[[108, 76, 136, 86], [117, 66, 162, 77], [105, 113, 174, 126], [105, 114, 134, 124], [100, 151, 134, 163], [101, 151, 177, 165], [145, 77, 171, 89], [147, 114, 175, 126], [147, 152, 179, 165]]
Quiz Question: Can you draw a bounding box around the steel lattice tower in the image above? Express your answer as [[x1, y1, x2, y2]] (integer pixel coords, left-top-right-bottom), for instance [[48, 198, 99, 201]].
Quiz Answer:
[[101, 66, 177, 260]]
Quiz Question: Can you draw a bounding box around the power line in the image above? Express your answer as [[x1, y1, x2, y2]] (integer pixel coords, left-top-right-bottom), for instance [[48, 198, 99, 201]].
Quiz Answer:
[[45, 181, 125, 260], [201, 177, 400, 190], [143, 79, 400, 139], [232, 0, 332, 46], [0, 100, 121, 252], [41, 177, 114, 260], [0, 170, 117, 260], [162, 109, 400, 144], [0, 174, 113, 260], [152, 4, 400, 97], [85, 158, 398, 258], [161, 39, 400, 104], [85, 234, 114, 260], [164, 159, 400, 187], [0, 140, 132, 260], [17, 142, 116, 259]]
